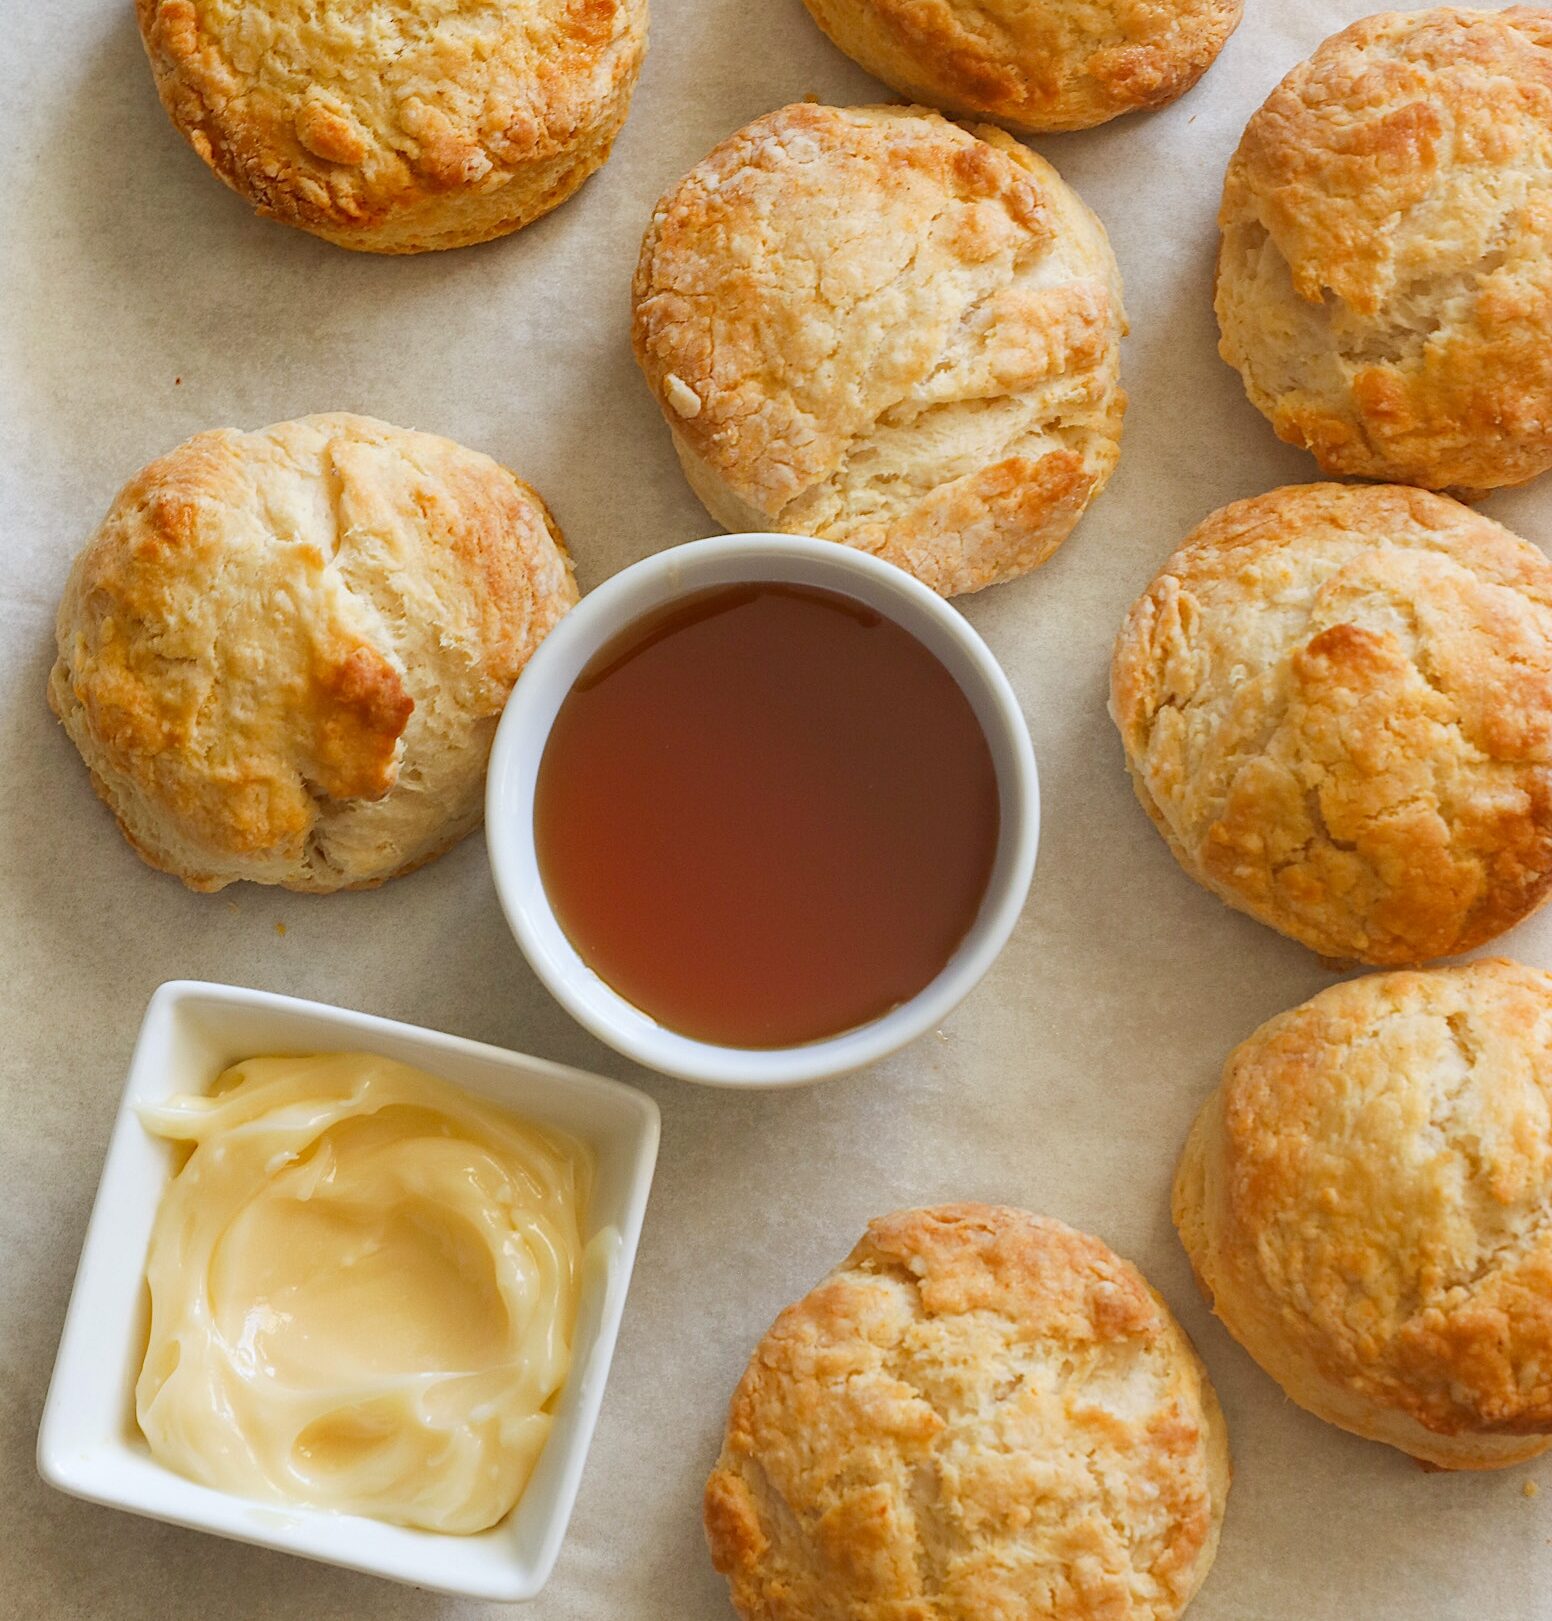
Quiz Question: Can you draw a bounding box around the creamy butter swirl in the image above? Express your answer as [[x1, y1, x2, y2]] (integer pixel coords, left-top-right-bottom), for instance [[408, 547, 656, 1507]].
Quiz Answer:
[[135, 1052, 591, 1533]]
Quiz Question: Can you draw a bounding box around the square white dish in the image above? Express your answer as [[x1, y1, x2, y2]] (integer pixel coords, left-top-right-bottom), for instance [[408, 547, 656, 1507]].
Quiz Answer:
[[36, 980, 660, 1601]]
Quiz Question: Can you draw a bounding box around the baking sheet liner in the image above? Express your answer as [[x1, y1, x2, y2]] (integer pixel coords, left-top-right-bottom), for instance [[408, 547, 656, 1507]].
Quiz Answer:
[[3, 3, 1549, 1615]]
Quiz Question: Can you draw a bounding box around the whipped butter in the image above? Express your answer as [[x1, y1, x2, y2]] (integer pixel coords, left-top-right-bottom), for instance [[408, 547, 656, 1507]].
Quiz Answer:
[[135, 1052, 591, 1533]]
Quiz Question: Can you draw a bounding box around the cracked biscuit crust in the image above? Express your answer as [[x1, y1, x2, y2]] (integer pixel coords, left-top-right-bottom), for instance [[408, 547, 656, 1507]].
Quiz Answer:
[[49, 413, 576, 892], [1216, 7, 1552, 491], [1110, 483, 1552, 965], [136, 0, 648, 252], [631, 103, 1126, 598], [705, 1204, 1229, 1621], [1175, 960, 1552, 1469], [800, 0, 1242, 133]]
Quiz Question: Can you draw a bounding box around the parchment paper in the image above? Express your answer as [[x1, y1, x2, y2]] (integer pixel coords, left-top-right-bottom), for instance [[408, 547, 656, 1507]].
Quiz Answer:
[[4, 3, 1550, 1617]]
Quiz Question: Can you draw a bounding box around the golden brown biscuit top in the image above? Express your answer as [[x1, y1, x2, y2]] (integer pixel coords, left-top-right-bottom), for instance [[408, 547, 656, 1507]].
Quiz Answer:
[[1217, 7, 1552, 489], [806, 0, 1242, 131], [137, 0, 645, 235], [1111, 483, 1552, 964], [1227, 8, 1552, 315], [631, 102, 1125, 557], [51, 413, 573, 887], [705, 1205, 1224, 1621], [1202, 959, 1552, 1438]]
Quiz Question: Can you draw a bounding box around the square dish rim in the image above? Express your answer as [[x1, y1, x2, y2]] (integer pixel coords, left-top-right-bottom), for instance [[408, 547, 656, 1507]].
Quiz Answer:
[[36, 978, 661, 1602]]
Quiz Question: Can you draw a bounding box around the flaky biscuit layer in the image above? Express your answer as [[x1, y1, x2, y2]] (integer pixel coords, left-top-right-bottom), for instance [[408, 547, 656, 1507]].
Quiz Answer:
[[801, 0, 1241, 133], [1217, 7, 1552, 491], [706, 1204, 1229, 1621], [1111, 482, 1552, 964], [136, 0, 647, 251], [632, 103, 1126, 598], [50, 413, 576, 891], [1176, 960, 1552, 1469]]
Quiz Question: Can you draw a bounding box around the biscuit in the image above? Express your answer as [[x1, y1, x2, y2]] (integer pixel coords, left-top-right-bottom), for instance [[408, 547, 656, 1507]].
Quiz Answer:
[[1176, 959, 1552, 1470], [800, 0, 1242, 132], [631, 103, 1126, 598], [705, 1204, 1229, 1621], [49, 413, 576, 892], [135, 0, 648, 252], [1110, 483, 1552, 965], [1216, 8, 1552, 492]]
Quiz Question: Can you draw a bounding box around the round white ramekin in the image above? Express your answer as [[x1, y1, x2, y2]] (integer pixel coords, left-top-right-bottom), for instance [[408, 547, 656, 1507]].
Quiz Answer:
[[485, 534, 1039, 1087]]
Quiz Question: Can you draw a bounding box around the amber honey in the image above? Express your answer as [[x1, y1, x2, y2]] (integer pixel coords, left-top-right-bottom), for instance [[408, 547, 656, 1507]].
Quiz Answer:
[[533, 582, 1000, 1048]]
